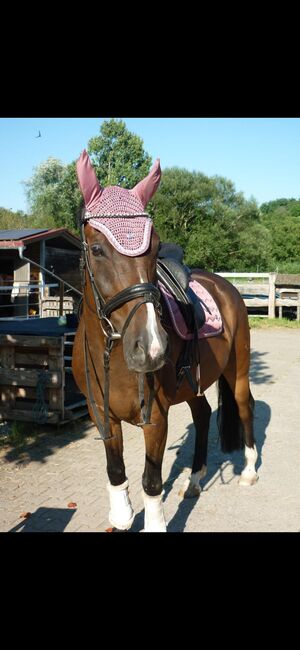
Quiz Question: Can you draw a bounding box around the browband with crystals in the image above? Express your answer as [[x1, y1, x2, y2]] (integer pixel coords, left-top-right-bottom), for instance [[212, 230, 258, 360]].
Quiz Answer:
[[83, 211, 150, 220]]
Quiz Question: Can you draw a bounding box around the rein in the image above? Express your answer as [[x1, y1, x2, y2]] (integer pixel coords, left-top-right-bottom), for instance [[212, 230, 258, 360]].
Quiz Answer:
[[80, 223, 161, 440]]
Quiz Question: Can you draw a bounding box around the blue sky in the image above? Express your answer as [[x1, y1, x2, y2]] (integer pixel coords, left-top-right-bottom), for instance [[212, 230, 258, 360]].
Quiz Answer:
[[1, 117, 300, 212]]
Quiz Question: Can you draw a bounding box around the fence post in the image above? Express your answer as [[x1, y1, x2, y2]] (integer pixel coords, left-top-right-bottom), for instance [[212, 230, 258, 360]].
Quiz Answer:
[[268, 273, 276, 318]]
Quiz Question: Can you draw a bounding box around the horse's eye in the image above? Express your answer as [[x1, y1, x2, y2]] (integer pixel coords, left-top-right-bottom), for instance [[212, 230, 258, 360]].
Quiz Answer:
[[91, 244, 104, 257]]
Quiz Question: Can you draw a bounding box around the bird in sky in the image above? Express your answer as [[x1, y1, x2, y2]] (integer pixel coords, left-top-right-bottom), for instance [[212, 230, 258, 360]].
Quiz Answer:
[[36, 131, 41, 138]]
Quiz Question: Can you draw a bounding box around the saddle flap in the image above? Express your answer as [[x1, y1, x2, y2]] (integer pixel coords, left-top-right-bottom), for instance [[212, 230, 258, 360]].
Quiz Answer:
[[157, 258, 190, 293]]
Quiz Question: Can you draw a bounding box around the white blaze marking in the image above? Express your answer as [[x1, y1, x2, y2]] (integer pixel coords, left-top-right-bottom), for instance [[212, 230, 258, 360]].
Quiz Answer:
[[146, 303, 163, 359], [138, 271, 164, 359]]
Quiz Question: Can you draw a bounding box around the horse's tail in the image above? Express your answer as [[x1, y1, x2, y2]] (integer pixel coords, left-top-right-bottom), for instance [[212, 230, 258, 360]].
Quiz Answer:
[[217, 375, 250, 453]]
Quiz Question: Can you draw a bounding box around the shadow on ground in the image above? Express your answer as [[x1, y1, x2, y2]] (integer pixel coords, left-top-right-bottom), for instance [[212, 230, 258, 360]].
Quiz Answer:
[[8, 507, 76, 532], [1, 416, 93, 466], [131, 398, 271, 533], [250, 349, 274, 384]]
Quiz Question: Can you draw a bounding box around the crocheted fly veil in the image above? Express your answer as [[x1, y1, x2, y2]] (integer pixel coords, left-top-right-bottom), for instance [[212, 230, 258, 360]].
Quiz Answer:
[[76, 150, 161, 256]]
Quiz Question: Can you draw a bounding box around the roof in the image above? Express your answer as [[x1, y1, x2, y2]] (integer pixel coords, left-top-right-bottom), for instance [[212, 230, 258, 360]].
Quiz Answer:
[[0, 229, 48, 240], [0, 227, 81, 249]]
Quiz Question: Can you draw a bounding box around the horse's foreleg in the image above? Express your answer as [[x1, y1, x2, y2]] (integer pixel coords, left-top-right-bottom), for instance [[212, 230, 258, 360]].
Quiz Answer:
[[181, 395, 211, 498], [104, 422, 135, 530], [142, 417, 168, 532]]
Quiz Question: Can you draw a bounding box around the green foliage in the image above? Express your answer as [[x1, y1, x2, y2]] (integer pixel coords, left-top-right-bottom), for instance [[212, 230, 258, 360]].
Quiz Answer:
[[260, 198, 300, 217], [6, 120, 300, 274], [249, 317, 300, 329], [2, 421, 29, 447], [56, 161, 82, 231], [260, 199, 300, 273], [88, 118, 152, 188], [0, 207, 29, 229], [23, 158, 83, 233], [150, 167, 269, 271], [0, 421, 39, 449], [22, 119, 152, 234], [24, 157, 65, 220]]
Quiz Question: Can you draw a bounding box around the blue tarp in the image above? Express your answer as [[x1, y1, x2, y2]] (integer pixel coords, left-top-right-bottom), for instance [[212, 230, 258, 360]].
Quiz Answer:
[[0, 315, 78, 337]]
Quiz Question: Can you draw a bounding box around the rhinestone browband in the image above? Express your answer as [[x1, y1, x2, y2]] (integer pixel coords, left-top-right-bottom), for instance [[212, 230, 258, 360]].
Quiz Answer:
[[83, 210, 150, 220]]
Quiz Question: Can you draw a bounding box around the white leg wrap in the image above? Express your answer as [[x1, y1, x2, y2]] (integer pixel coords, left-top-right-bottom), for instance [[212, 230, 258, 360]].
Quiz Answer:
[[143, 490, 167, 532], [239, 444, 258, 486], [107, 480, 135, 530]]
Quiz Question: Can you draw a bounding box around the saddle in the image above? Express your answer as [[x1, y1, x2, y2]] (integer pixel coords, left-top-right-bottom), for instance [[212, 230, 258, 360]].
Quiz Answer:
[[157, 243, 205, 394], [157, 243, 205, 332]]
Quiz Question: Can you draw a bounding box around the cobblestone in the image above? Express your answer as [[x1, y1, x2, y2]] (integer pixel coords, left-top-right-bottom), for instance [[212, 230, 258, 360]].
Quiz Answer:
[[1, 329, 300, 532]]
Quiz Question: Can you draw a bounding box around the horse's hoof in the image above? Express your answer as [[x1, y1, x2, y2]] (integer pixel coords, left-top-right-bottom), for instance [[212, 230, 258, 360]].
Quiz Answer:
[[238, 471, 258, 486], [179, 480, 201, 499]]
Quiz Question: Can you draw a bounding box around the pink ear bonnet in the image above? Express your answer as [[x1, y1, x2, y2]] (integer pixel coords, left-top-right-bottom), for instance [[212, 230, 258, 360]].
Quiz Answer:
[[76, 150, 161, 256]]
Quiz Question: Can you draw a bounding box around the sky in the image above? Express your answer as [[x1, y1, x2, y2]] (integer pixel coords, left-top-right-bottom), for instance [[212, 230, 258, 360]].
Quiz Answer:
[[1, 117, 300, 213]]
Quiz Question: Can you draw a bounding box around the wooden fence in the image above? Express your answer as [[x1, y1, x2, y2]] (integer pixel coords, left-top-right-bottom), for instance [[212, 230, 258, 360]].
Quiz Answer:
[[217, 272, 300, 320]]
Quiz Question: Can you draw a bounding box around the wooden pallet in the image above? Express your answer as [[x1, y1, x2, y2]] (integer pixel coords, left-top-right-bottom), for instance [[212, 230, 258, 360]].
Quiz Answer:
[[0, 331, 87, 424], [41, 296, 74, 318]]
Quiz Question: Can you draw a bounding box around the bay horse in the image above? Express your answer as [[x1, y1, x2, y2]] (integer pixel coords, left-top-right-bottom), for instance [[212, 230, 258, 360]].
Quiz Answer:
[[72, 151, 257, 532]]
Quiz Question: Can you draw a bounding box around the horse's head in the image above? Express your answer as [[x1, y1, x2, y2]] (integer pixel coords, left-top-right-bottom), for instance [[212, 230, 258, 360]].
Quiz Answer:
[[76, 150, 168, 373]]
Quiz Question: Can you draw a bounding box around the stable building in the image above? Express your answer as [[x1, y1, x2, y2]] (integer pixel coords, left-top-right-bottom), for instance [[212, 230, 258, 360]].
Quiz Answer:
[[0, 228, 82, 319], [0, 228, 87, 424]]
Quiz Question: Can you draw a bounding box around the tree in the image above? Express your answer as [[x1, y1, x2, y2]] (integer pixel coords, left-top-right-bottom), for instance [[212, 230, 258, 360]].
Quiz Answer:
[[23, 157, 66, 229], [88, 118, 152, 188], [260, 198, 300, 217], [0, 208, 29, 230], [24, 119, 152, 233], [56, 161, 82, 231], [260, 199, 300, 272], [149, 167, 267, 271]]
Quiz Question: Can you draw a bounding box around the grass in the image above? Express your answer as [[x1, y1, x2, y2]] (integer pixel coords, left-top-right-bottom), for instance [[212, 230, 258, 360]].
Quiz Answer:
[[0, 421, 39, 449], [248, 317, 300, 328]]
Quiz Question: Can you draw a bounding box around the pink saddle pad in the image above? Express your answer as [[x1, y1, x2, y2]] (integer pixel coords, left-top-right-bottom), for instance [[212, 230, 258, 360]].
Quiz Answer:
[[159, 279, 223, 340]]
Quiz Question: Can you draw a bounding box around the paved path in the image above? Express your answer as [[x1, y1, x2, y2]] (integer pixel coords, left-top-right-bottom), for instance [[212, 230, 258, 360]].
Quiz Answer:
[[1, 328, 300, 532]]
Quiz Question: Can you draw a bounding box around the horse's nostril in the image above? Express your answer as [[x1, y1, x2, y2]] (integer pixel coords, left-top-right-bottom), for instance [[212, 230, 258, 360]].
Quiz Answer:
[[133, 340, 146, 362]]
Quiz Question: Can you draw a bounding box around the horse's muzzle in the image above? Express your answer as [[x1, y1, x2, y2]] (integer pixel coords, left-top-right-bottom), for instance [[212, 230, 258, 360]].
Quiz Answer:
[[124, 334, 168, 373]]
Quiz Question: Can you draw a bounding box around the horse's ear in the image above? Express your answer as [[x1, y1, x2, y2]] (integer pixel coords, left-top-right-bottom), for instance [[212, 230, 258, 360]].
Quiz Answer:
[[131, 159, 161, 208], [76, 149, 103, 210]]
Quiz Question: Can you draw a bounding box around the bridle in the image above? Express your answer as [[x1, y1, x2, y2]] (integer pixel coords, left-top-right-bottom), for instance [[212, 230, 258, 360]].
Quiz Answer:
[[80, 222, 162, 441]]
